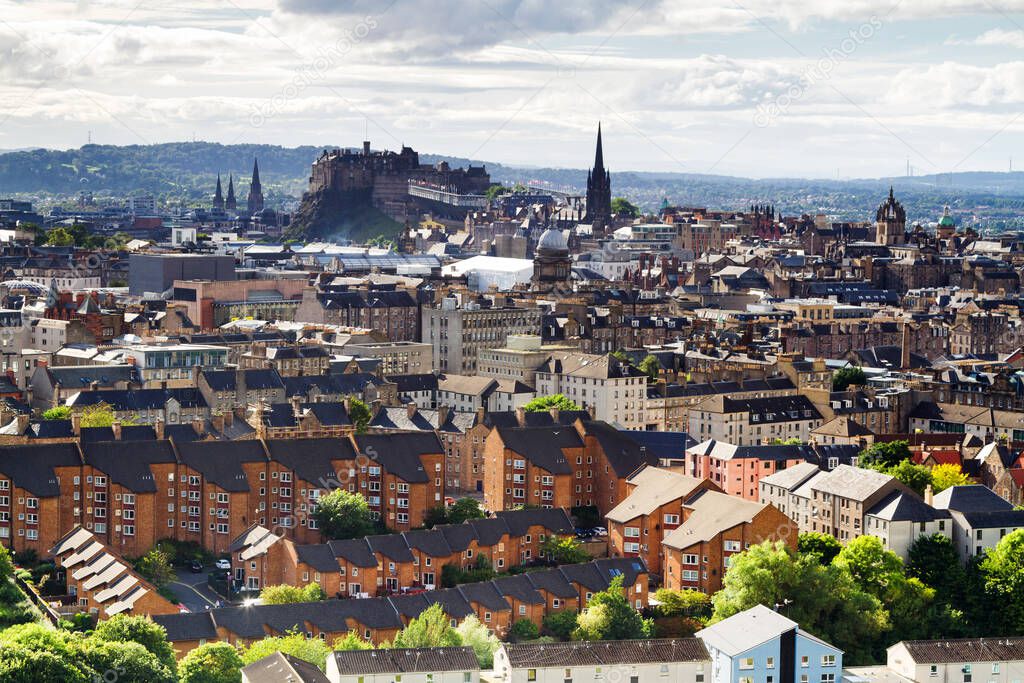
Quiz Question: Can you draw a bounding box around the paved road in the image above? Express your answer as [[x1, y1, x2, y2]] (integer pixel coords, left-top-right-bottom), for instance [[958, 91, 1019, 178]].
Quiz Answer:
[[166, 567, 226, 613]]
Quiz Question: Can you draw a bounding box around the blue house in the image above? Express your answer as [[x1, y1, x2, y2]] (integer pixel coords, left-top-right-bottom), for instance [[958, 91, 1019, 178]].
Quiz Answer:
[[696, 604, 843, 683]]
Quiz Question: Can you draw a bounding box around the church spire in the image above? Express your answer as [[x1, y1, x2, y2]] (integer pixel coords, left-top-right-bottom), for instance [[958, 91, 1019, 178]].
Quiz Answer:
[[213, 173, 224, 210], [247, 157, 264, 215], [226, 174, 236, 211], [593, 122, 605, 175]]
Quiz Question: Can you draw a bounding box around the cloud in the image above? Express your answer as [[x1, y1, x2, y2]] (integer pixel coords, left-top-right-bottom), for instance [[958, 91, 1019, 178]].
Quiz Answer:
[[948, 28, 1024, 48]]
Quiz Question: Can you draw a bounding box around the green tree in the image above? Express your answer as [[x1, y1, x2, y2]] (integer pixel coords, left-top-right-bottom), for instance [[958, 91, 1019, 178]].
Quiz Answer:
[[876, 460, 932, 497], [541, 536, 590, 564], [392, 603, 462, 649], [241, 632, 331, 670], [423, 505, 449, 528], [931, 464, 971, 492], [79, 402, 136, 428], [346, 396, 372, 434], [485, 184, 508, 201], [92, 615, 177, 674], [332, 632, 373, 651], [45, 227, 76, 246], [0, 644, 89, 683], [573, 575, 653, 641], [711, 541, 887, 664], [456, 615, 500, 666], [651, 588, 712, 619], [136, 548, 175, 588], [832, 367, 867, 391], [542, 610, 578, 640], [797, 532, 843, 565], [78, 639, 175, 683], [978, 529, 1024, 633], [447, 498, 485, 524], [259, 583, 326, 605], [859, 441, 911, 470], [522, 394, 582, 412], [41, 406, 71, 420], [177, 642, 243, 683], [507, 619, 541, 642], [638, 354, 661, 382], [611, 197, 640, 218], [312, 489, 378, 540], [907, 534, 965, 596]]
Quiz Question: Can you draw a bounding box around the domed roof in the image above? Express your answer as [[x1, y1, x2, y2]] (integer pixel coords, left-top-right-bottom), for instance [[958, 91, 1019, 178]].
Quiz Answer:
[[938, 205, 955, 227], [536, 227, 568, 252]]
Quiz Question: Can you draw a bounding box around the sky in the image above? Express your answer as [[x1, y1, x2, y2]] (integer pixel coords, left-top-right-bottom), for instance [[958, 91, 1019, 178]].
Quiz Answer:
[[3, 0, 1024, 179]]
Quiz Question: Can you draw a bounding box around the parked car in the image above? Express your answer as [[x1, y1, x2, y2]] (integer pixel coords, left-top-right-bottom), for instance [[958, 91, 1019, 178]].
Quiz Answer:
[[189, 560, 203, 573], [591, 527, 608, 537], [215, 559, 231, 570]]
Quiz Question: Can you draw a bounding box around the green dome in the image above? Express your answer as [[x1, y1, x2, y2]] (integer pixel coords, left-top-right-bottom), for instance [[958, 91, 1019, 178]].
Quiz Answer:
[[938, 205, 955, 227]]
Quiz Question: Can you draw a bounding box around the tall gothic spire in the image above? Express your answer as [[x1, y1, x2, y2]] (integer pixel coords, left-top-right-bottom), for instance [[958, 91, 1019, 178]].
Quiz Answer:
[[213, 173, 224, 210], [247, 157, 264, 214], [593, 121, 605, 175], [226, 174, 236, 211]]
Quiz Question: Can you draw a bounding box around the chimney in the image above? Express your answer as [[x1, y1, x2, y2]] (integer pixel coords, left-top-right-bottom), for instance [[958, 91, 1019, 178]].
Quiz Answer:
[[476, 406, 486, 423], [89, 380, 99, 392], [154, 418, 165, 440], [437, 404, 450, 428], [515, 406, 526, 427], [111, 420, 122, 440], [407, 402, 417, 420], [15, 413, 29, 434], [924, 483, 934, 506], [549, 406, 560, 423], [192, 417, 204, 437], [290, 394, 303, 418], [71, 413, 81, 436]]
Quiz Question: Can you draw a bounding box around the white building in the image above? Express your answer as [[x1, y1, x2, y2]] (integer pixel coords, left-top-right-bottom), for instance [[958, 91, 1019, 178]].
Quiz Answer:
[[441, 255, 533, 292], [493, 638, 709, 683], [883, 638, 1024, 683], [932, 485, 1024, 561], [534, 351, 648, 429], [327, 647, 480, 683]]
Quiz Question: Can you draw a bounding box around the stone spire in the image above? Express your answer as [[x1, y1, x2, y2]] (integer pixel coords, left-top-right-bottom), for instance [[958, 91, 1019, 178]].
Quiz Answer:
[[212, 173, 224, 210], [247, 157, 264, 214], [226, 174, 236, 211]]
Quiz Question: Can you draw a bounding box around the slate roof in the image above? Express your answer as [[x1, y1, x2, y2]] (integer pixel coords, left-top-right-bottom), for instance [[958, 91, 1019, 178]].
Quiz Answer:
[[330, 647, 479, 675], [176, 440, 268, 492], [867, 491, 950, 523], [389, 374, 439, 393], [932, 485, 1013, 512], [0, 442, 81, 496], [663, 489, 773, 549], [581, 421, 659, 477], [501, 638, 709, 668], [618, 430, 695, 460], [81, 440, 176, 493], [44, 364, 137, 388], [242, 652, 330, 683], [66, 388, 208, 411], [494, 425, 581, 474], [355, 432, 441, 483], [901, 637, 1024, 664], [264, 438, 357, 486], [606, 466, 709, 523]]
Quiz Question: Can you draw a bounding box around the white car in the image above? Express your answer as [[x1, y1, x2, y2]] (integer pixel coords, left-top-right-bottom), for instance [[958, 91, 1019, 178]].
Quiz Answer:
[[215, 559, 231, 570]]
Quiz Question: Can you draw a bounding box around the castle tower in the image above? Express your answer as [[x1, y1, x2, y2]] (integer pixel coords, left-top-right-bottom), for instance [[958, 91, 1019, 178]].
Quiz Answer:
[[212, 173, 224, 211], [584, 123, 612, 230], [875, 186, 906, 246], [936, 205, 956, 239], [226, 174, 237, 211], [247, 158, 264, 215]]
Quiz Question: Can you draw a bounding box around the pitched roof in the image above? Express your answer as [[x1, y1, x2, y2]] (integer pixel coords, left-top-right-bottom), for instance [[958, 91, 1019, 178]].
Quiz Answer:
[[242, 652, 330, 683], [696, 604, 804, 657], [501, 638, 709, 668], [867, 491, 949, 523], [355, 432, 441, 483], [932, 485, 1013, 513], [330, 647, 479, 675], [808, 464, 895, 501], [900, 637, 1024, 664], [580, 421, 659, 477], [0, 443, 80, 496], [81, 440, 176, 493], [494, 425, 581, 474], [606, 466, 709, 523], [176, 440, 267, 492], [663, 490, 774, 549], [264, 438, 358, 486]]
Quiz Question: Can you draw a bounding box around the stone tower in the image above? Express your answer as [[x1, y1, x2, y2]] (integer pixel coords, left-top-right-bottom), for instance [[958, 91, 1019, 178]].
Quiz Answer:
[[875, 186, 906, 246], [584, 123, 612, 230], [212, 173, 224, 211], [247, 158, 264, 215], [226, 174, 237, 211]]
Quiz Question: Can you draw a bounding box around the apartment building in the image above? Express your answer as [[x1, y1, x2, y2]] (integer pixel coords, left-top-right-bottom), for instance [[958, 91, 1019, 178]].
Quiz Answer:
[[534, 352, 648, 429], [689, 394, 824, 446], [933, 485, 1024, 561], [423, 296, 543, 374]]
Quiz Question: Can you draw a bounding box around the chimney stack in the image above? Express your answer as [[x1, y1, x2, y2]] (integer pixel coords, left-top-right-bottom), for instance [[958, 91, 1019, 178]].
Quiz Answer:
[[407, 402, 418, 420], [924, 483, 934, 506], [515, 407, 526, 427], [154, 418, 165, 440], [71, 413, 81, 436], [111, 420, 122, 441]]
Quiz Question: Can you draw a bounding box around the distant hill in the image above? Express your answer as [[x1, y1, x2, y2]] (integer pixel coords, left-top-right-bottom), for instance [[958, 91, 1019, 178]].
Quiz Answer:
[[3, 142, 1024, 228]]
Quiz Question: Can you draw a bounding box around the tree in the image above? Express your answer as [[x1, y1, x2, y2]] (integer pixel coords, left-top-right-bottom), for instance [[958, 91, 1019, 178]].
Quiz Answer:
[[711, 541, 887, 664], [859, 441, 911, 470], [177, 642, 243, 683], [346, 396, 371, 434], [79, 402, 136, 428], [522, 394, 582, 412], [0, 644, 89, 683], [392, 603, 462, 649], [573, 576, 653, 641], [45, 227, 76, 246], [931, 464, 971, 493], [332, 632, 373, 651], [456, 615, 500, 667], [978, 529, 1024, 633], [651, 588, 712, 619], [447, 498, 485, 524], [541, 536, 590, 564], [638, 355, 661, 382], [259, 583, 325, 605], [41, 406, 71, 420], [542, 610, 578, 640], [312, 489, 378, 540], [77, 639, 175, 683], [879, 460, 933, 497], [611, 197, 640, 218], [136, 548, 175, 588], [423, 506, 448, 528], [832, 367, 867, 391], [507, 619, 541, 642], [797, 532, 842, 565], [908, 534, 964, 594], [92, 615, 177, 674], [484, 184, 508, 201], [241, 632, 331, 670]]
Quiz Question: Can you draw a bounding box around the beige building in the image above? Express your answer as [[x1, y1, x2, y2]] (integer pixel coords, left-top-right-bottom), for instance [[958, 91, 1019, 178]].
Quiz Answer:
[[422, 296, 543, 374], [688, 394, 824, 446], [534, 351, 648, 429], [345, 340, 432, 376], [477, 334, 578, 386]]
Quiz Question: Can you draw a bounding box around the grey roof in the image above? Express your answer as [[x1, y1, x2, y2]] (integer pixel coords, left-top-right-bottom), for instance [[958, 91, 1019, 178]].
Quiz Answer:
[[242, 652, 329, 683], [900, 637, 1024, 664], [697, 604, 804, 657], [0, 442, 81, 496], [355, 433, 441, 484], [330, 647, 479, 675], [264, 438, 358, 486], [867, 491, 949, 523], [759, 462, 821, 491], [80, 441, 176, 493], [495, 425, 581, 474], [932, 485, 1014, 513], [807, 464, 895, 501], [501, 638, 709, 668], [175, 440, 267, 492]]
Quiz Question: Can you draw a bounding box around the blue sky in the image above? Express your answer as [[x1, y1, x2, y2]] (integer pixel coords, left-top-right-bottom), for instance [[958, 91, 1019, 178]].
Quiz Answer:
[[2, 0, 1024, 179]]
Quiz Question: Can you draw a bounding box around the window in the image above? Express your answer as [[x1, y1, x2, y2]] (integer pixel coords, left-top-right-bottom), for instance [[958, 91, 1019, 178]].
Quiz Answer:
[[664, 514, 679, 525], [739, 657, 754, 670], [527, 670, 537, 682], [767, 657, 774, 669], [724, 540, 741, 551], [822, 655, 836, 667], [801, 656, 809, 668], [820, 675, 835, 683]]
